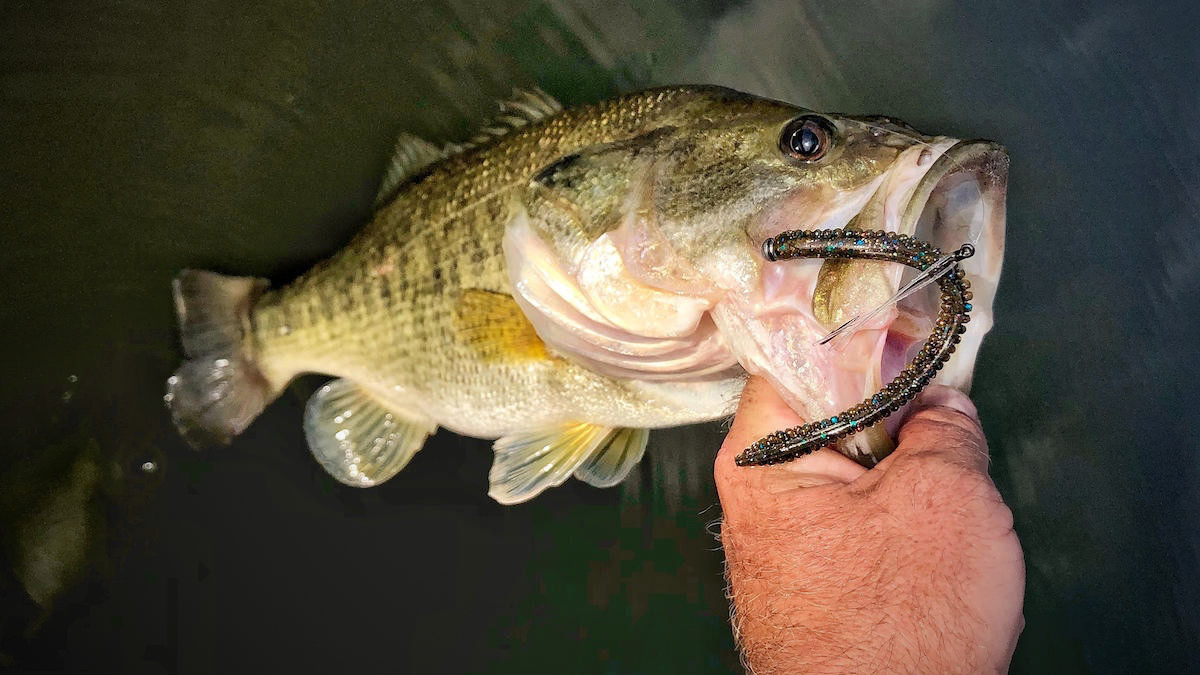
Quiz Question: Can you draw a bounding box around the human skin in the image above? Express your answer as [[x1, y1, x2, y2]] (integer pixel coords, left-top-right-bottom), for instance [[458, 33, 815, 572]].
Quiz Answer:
[[715, 377, 1025, 674]]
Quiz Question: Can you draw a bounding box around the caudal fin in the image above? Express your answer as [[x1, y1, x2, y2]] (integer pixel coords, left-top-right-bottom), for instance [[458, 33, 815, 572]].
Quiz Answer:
[[165, 269, 274, 445]]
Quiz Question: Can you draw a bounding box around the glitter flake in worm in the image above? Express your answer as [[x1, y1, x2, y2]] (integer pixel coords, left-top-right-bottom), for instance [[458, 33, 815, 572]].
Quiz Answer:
[[164, 86, 1008, 504]]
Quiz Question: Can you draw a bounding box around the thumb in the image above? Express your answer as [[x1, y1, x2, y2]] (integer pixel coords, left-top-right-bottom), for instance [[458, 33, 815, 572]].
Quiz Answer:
[[878, 384, 989, 474], [715, 377, 867, 509]]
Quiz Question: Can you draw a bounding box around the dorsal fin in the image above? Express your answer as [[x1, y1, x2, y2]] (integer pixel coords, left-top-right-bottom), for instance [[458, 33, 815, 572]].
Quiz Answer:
[[375, 132, 444, 206], [444, 87, 563, 154], [375, 89, 561, 204]]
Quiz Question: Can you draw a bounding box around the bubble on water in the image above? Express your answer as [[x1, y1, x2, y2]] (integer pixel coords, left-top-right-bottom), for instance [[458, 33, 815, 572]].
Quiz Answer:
[[62, 373, 78, 402], [141, 461, 157, 473]]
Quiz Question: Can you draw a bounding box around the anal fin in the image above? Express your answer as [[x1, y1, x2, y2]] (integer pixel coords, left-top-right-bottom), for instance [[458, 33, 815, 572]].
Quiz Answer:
[[488, 423, 649, 504], [303, 379, 436, 487]]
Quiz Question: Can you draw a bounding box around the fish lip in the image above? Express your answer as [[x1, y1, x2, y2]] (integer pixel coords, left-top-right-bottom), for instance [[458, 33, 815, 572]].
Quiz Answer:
[[728, 140, 1010, 466], [899, 139, 1009, 244], [839, 140, 1009, 455], [883, 139, 1009, 390]]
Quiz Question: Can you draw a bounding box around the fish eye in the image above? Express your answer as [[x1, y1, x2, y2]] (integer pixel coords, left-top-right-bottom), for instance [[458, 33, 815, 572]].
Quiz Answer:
[[780, 116, 834, 162]]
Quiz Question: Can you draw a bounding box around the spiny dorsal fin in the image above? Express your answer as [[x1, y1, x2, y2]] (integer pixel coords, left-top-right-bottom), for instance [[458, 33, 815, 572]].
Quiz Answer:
[[375, 89, 561, 202], [503, 87, 563, 120], [375, 132, 445, 206], [444, 87, 563, 155]]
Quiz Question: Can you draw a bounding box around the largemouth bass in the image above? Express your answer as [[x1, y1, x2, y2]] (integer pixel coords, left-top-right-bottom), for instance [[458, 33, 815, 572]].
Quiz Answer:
[[166, 86, 1006, 503]]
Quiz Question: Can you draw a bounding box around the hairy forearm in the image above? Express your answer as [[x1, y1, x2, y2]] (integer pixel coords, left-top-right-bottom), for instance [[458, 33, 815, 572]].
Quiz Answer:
[[723, 500, 1017, 674], [715, 383, 1025, 675]]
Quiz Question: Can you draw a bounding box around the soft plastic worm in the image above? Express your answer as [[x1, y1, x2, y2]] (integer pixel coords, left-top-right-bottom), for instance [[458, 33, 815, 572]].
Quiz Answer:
[[735, 229, 976, 467]]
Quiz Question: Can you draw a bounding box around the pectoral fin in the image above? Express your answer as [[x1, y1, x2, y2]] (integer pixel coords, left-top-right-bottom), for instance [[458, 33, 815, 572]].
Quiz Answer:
[[453, 289, 552, 363], [488, 423, 649, 504], [303, 379, 436, 487]]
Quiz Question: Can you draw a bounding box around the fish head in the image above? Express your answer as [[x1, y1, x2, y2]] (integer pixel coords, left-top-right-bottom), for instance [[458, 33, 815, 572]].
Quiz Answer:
[[507, 89, 1007, 463]]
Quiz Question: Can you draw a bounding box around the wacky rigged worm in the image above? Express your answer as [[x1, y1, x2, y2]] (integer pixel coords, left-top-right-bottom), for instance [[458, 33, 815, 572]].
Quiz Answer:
[[736, 229, 976, 467]]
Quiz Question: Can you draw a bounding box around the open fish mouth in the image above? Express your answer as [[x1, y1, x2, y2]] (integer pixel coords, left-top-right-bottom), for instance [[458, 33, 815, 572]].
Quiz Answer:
[[715, 138, 1008, 465], [878, 140, 1008, 398], [834, 138, 1009, 461]]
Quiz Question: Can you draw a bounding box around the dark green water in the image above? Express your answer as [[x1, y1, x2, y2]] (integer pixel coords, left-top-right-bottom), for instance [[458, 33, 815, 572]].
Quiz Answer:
[[1, 0, 1197, 672]]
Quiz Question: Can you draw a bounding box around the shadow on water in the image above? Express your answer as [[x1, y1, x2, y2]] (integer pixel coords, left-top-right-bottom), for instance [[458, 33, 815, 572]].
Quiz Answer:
[[1, 0, 1198, 672]]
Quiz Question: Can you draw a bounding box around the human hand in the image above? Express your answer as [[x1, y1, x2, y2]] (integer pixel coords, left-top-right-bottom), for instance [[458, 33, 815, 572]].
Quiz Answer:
[[715, 377, 1025, 674]]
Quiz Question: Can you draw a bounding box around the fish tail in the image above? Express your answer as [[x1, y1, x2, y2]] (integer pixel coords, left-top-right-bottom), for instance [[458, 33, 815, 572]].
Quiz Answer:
[[166, 269, 276, 445]]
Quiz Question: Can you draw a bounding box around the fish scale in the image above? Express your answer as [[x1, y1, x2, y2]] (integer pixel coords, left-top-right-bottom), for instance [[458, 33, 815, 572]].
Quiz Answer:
[[250, 88, 735, 417]]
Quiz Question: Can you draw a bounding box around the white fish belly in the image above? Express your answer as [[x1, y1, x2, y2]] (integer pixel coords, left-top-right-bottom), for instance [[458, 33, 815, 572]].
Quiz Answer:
[[357, 360, 744, 439]]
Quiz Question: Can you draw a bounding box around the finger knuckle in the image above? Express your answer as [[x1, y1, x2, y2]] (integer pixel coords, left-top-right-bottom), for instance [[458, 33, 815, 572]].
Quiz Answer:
[[897, 422, 988, 464], [905, 406, 983, 437]]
